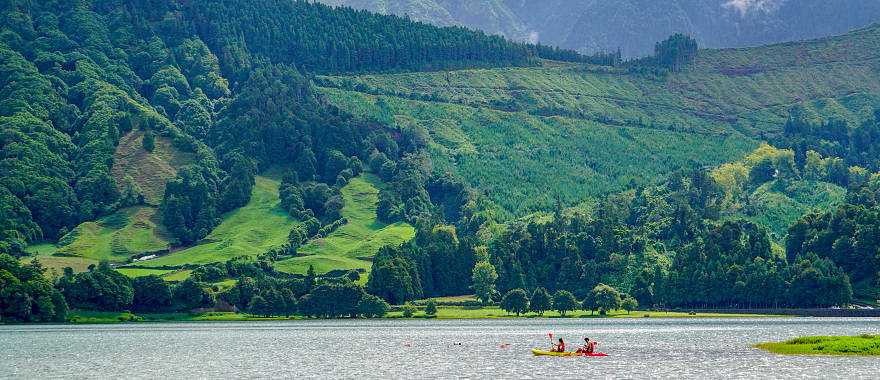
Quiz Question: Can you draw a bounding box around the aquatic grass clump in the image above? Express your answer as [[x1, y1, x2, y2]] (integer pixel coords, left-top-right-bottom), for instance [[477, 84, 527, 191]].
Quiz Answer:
[[756, 335, 880, 356]]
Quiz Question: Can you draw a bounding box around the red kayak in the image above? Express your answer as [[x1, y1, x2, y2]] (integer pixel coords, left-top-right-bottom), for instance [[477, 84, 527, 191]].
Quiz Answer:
[[532, 349, 609, 357], [583, 352, 609, 357]]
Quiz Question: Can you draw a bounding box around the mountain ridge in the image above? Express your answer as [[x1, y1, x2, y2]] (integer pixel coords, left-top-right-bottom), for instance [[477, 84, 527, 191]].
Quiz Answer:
[[318, 0, 880, 57]]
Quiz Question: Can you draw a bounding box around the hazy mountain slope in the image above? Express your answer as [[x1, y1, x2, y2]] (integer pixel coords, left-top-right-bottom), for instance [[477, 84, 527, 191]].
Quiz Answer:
[[320, 0, 880, 57], [318, 0, 459, 26]]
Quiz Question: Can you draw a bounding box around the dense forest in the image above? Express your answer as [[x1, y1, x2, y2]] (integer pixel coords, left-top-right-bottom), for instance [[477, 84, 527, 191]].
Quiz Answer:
[[1, 0, 879, 322], [149, 0, 582, 76], [367, 162, 876, 309]]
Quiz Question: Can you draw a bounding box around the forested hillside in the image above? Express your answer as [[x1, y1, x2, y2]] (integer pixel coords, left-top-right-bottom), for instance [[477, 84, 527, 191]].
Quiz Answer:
[[319, 24, 880, 213], [320, 0, 880, 57], [2, 0, 879, 322]]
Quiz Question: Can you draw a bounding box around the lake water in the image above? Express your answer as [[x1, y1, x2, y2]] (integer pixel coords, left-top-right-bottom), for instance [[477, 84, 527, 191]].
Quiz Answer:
[[1, 317, 879, 379]]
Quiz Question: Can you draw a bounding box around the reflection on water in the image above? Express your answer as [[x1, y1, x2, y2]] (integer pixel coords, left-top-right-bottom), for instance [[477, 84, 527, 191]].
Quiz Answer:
[[1, 318, 879, 379]]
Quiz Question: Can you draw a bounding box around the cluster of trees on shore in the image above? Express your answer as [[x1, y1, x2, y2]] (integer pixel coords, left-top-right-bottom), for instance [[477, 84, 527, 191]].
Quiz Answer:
[[483, 168, 859, 309], [0, 255, 68, 322], [499, 284, 638, 316], [364, 162, 869, 310], [1, 254, 391, 322]]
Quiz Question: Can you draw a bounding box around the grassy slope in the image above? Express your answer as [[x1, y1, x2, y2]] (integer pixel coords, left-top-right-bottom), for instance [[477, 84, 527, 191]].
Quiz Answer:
[[756, 335, 880, 356], [22, 129, 195, 274], [274, 174, 415, 276], [134, 176, 296, 267], [317, 25, 880, 213], [29, 206, 173, 266], [111, 130, 194, 205], [112, 268, 193, 281], [39, 172, 412, 278]]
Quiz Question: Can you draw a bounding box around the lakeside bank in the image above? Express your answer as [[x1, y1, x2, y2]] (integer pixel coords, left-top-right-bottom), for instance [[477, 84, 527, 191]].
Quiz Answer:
[[755, 335, 880, 356], [57, 306, 786, 324]]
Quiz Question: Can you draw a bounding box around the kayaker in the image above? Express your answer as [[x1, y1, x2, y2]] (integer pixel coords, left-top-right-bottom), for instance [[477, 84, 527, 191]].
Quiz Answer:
[[552, 337, 566, 353], [576, 338, 597, 354]]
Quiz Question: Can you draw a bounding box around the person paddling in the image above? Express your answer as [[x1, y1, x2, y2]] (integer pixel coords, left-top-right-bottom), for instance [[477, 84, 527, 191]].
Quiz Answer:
[[576, 337, 597, 354], [552, 337, 566, 353]]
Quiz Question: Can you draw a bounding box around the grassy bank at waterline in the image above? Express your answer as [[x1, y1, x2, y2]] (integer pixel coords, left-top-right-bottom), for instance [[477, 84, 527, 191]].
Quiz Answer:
[[756, 335, 880, 356]]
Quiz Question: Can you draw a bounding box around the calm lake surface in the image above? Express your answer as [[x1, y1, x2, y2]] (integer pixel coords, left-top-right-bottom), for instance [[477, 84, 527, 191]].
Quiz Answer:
[[1, 317, 879, 379]]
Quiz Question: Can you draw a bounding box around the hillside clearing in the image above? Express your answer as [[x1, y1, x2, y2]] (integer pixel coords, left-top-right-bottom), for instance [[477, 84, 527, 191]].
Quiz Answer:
[[111, 130, 194, 205], [49, 206, 172, 264], [134, 176, 297, 267], [275, 174, 415, 277]]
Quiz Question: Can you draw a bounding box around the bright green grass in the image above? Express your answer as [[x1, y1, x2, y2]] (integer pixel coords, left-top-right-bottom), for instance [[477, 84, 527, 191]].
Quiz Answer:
[[299, 174, 415, 259], [756, 335, 880, 356], [53, 206, 171, 263], [135, 176, 297, 267], [275, 255, 372, 275], [25, 243, 57, 256], [22, 243, 101, 275], [161, 269, 192, 282], [116, 268, 173, 278], [275, 174, 415, 277]]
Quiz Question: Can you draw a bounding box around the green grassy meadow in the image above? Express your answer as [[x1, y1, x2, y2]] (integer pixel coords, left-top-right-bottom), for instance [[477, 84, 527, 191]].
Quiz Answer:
[[134, 176, 297, 267], [22, 207, 173, 274], [114, 267, 192, 282], [275, 174, 415, 277], [21, 252, 98, 275], [755, 335, 880, 356], [55, 206, 172, 262]]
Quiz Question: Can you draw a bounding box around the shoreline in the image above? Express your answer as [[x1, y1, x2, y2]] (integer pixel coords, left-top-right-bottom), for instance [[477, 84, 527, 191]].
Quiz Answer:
[[5, 307, 797, 325], [10, 305, 880, 325]]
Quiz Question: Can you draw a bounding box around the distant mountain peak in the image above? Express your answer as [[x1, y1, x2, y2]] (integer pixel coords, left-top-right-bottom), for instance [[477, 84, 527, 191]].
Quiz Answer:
[[723, 0, 785, 16]]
